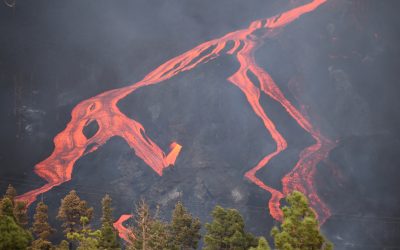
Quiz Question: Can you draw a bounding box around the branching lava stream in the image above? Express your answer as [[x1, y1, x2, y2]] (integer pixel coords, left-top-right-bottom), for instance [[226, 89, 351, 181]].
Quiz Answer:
[[16, 0, 333, 239]]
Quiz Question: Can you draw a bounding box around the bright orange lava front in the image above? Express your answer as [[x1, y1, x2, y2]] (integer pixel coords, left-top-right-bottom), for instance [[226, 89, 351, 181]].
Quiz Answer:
[[113, 214, 134, 243]]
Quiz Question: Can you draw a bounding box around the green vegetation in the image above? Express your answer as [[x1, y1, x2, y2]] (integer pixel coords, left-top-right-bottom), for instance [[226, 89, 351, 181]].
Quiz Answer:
[[30, 201, 55, 249], [0, 186, 32, 249], [271, 191, 333, 250], [249, 237, 271, 250], [0, 185, 333, 249], [98, 195, 121, 250], [203, 206, 257, 250], [67, 216, 101, 250], [128, 200, 169, 250], [57, 190, 94, 234], [168, 201, 202, 249]]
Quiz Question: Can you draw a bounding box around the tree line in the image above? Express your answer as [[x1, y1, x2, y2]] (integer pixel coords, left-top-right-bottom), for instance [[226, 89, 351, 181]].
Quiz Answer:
[[0, 184, 333, 249]]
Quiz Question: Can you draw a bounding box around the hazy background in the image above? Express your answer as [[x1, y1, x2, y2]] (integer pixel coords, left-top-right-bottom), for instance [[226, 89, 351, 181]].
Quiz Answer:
[[1, 0, 400, 248]]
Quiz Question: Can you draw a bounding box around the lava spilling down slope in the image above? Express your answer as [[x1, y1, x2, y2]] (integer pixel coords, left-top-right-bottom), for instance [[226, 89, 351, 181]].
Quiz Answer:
[[17, 0, 334, 237], [113, 214, 134, 243]]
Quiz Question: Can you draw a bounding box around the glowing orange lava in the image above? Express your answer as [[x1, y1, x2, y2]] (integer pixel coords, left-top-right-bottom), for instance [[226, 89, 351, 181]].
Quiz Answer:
[[113, 214, 134, 243], [17, 0, 333, 232]]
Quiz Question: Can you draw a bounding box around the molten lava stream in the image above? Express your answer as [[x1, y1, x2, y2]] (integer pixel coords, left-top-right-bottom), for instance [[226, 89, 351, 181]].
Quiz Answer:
[[17, 0, 333, 236], [113, 214, 134, 243]]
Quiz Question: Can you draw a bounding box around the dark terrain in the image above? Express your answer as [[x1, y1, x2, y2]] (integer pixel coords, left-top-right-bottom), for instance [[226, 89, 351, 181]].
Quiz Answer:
[[1, 1, 400, 248]]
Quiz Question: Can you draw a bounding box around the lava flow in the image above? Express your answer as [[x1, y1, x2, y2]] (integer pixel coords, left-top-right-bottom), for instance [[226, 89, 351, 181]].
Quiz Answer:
[[113, 214, 134, 243], [17, 0, 333, 232]]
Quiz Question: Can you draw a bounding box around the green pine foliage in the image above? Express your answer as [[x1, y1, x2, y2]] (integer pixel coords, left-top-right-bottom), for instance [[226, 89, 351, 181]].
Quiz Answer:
[[29, 238, 53, 250], [147, 220, 169, 250], [0, 187, 33, 250], [0, 214, 32, 250], [0, 184, 335, 250], [168, 201, 201, 250], [0, 197, 15, 218], [67, 216, 101, 250], [57, 190, 94, 234], [4, 184, 17, 202], [54, 240, 70, 250], [32, 201, 55, 239], [30, 201, 55, 250], [249, 237, 271, 250], [14, 200, 29, 228], [203, 205, 257, 250], [128, 200, 151, 250], [128, 200, 169, 250], [98, 194, 121, 250], [271, 191, 333, 250], [2, 185, 29, 228]]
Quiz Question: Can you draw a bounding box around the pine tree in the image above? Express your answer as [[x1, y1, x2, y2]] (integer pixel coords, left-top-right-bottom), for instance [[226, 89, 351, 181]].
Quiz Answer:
[[67, 216, 101, 250], [0, 214, 32, 250], [30, 201, 55, 250], [101, 194, 113, 224], [57, 190, 94, 234], [128, 200, 169, 250], [0, 197, 15, 217], [0, 198, 33, 250], [14, 200, 29, 228], [98, 194, 120, 250], [4, 184, 17, 202], [147, 220, 169, 250], [2, 184, 29, 228], [204, 205, 257, 250], [271, 191, 333, 250], [29, 238, 53, 250], [129, 200, 151, 250], [249, 237, 271, 250], [169, 201, 201, 250], [54, 240, 70, 250]]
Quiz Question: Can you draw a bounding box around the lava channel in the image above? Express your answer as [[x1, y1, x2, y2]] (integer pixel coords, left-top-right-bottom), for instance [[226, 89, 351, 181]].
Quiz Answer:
[[16, 0, 334, 236]]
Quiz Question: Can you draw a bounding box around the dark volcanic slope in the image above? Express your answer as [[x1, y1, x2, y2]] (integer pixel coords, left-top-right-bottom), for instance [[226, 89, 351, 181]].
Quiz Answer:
[[1, 1, 400, 248]]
